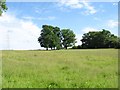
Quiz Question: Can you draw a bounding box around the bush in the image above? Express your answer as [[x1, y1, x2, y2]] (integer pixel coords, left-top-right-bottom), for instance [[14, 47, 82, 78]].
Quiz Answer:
[[72, 46, 78, 49], [72, 45, 82, 49]]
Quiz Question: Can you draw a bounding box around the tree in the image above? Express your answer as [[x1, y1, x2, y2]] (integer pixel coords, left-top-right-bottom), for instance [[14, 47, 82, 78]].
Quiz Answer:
[[38, 25, 76, 50], [61, 29, 76, 49], [38, 25, 61, 50], [38, 25, 54, 50], [115, 37, 120, 49], [81, 31, 100, 48], [105, 34, 118, 48], [81, 29, 118, 49], [53, 27, 62, 50], [0, 0, 8, 16]]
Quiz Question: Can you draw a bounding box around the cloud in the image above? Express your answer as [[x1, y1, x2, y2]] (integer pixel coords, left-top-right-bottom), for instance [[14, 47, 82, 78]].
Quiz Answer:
[[58, 0, 83, 9], [112, 3, 118, 6], [82, 1, 97, 15], [22, 16, 35, 21], [94, 17, 101, 21], [0, 13, 43, 50], [35, 8, 43, 14], [75, 34, 82, 46], [58, 0, 97, 15], [107, 20, 118, 28], [38, 16, 56, 20], [34, 7, 51, 14], [82, 27, 99, 33], [22, 16, 56, 21]]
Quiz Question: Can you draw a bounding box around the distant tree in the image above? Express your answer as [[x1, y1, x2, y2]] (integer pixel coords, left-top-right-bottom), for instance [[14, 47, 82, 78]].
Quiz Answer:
[[81, 31, 100, 48], [38, 25, 53, 50], [61, 29, 76, 49], [38, 25, 61, 50], [38, 25, 76, 50], [115, 37, 120, 48], [106, 34, 118, 48], [0, 0, 8, 16], [72, 46, 78, 49], [72, 45, 82, 49], [118, 37, 120, 48], [81, 29, 118, 48], [53, 27, 62, 50]]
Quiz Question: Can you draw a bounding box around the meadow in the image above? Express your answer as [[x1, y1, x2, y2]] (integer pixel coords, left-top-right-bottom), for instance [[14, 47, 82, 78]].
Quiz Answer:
[[2, 49, 118, 88]]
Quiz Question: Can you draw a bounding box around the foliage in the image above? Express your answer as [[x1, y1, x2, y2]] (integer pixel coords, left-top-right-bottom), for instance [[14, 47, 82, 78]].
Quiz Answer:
[[38, 25, 76, 50], [115, 37, 120, 49], [81, 29, 119, 49], [38, 25, 61, 50], [61, 29, 76, 49], [0, 0, 8, 16]]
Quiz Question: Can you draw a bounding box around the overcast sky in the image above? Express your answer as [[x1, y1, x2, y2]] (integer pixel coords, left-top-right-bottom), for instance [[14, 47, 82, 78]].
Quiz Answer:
[[0, 0, 118, 50]]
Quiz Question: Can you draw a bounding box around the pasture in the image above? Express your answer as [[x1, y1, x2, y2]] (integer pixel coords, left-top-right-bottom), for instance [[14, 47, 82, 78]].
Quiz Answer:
[[2, 49, 118, 88]]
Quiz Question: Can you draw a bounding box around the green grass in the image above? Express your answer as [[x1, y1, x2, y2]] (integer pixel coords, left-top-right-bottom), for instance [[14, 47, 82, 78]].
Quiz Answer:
[[2, 49, 118, 88]]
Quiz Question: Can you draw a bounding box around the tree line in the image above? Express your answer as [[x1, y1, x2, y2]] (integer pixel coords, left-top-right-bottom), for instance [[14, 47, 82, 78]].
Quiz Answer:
[[38, 26, 120, 50], [38, 25, 76, 50], [73, 29, 120, 49]]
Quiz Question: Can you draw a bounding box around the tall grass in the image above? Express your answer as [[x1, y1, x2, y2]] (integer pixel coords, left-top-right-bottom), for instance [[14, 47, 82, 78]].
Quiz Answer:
[[2, 49, 118, 88]]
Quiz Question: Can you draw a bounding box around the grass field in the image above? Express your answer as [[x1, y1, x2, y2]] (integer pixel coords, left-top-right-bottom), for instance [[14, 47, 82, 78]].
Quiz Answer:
[[2, 49, 118, 88]]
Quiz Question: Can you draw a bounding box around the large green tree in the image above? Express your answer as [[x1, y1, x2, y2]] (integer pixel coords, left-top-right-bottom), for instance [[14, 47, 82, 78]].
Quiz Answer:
[[115, 37, 120, 48], [0, 0, 7, 16], [81, 29, 118, 48], [38, 25, 61, 50], [61, 29, 76, 49], [38, 25, 53, 50], [53, 26, 62, 50]]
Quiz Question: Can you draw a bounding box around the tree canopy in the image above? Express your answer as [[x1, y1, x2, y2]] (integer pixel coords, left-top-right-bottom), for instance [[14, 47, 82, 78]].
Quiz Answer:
[[38, 25, 76, 50], [0, 0, 8, 16], [61, 29, 76, 49], [39, 26, 120, 50], [81, 29, 119, 49]]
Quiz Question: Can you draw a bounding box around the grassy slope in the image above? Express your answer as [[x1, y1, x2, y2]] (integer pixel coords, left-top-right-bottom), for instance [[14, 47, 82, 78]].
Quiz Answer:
[[2, 49, 118, 88]]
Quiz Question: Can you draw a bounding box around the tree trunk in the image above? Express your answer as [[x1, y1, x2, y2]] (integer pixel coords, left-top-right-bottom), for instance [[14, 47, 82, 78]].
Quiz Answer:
[[46, 48, 48, 50], [65, 46, 67, 49]]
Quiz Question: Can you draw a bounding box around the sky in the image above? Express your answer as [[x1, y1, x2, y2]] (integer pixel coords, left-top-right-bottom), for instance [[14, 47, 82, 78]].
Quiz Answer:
[[0, 0, 118, 50]]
